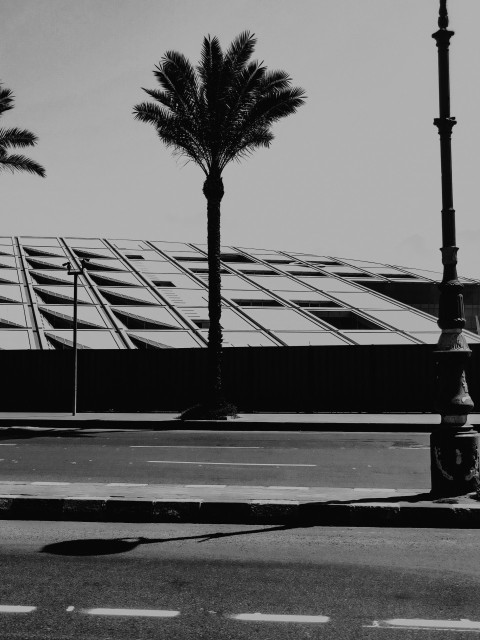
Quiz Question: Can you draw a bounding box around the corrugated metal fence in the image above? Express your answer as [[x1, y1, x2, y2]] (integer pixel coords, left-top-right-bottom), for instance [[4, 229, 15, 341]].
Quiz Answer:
[[2, 343, 479, 413]]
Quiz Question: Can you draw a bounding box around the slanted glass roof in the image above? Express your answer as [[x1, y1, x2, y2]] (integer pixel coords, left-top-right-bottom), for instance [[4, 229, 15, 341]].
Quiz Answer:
[[0, 237, 476, 349]]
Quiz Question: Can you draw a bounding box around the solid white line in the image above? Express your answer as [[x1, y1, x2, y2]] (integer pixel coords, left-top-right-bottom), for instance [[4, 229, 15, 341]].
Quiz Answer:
[[84, 608, 179, 617], [0, 444, 16, 446], [0, 605, 36, 613], [131, 445, 262, 449], [147, 461, 316, 467], [232, 613, 329, 623], [31, 482, 71, 486], [368, 618, 480, 630], [106, 483, 148, 487]]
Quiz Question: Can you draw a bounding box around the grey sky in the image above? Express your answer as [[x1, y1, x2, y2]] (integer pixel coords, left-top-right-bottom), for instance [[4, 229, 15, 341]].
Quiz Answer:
[[2, 0, 479, 277]]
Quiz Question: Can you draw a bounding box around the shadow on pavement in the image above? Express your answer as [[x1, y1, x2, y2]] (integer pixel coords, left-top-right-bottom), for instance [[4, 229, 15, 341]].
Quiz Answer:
[[40, 526, 294, 556], [0, 428, 124, 441]]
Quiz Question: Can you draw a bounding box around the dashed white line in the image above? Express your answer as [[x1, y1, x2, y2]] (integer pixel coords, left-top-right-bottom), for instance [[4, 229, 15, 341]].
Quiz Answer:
[[66, 606, 74, 612], [268, 486, 309, 490], [185, 484, 227, 488], [0, 605, 36, 613], [367, 619, 480, 631], [131, 445, 262, 449], [31, 482, 71, 486], [106, 483, 148, 487], [148, 461, 316, 467], [232, 613, 330, 623], [83, 608, 180, 618]]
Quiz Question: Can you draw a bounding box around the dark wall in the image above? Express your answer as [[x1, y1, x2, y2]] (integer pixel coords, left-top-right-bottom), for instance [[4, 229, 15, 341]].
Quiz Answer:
[[1, 344, 479, 413]]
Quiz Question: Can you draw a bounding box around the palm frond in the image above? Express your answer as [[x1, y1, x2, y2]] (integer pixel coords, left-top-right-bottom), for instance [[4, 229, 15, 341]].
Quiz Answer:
[[0, 85, 14, 116], [0, 127, 38, 149], [224, 31, 256, 74], [0, 153, 45, 177]]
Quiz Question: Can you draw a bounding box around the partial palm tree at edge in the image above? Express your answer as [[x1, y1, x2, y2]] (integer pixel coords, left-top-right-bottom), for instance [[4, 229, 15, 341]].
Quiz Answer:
[[0, 83, 45, 177], [134, 31, 306, 419]]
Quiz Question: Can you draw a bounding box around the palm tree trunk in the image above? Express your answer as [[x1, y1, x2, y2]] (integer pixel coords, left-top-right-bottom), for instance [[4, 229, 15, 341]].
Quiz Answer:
[[203, 170, 224, 409]]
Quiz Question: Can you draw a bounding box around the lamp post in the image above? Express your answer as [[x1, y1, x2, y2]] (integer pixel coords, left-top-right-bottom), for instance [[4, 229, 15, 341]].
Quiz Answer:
[[430, 0, 478, 497], [64, 258, 89, 416]]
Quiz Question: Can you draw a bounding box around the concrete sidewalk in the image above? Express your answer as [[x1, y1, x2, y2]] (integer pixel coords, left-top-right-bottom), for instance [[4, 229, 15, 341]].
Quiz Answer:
[[0, 411, 479, 431], [1, 480, 479, 527]]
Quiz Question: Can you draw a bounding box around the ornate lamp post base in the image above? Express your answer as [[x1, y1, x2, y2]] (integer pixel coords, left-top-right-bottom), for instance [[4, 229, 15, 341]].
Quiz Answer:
[[431, 331, 478, 497]]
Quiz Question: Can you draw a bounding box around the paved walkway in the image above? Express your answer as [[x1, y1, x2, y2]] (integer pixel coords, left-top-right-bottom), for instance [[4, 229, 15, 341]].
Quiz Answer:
[[0, 412, 478, 431]]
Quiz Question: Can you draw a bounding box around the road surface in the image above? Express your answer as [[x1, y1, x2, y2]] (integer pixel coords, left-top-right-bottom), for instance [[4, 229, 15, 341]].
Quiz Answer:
[[0, 428, 431, 488], [0, 521, 479, 639]]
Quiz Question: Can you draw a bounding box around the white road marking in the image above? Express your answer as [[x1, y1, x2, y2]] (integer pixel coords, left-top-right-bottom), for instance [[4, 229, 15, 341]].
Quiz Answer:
[[106, 483, 148, 487], [31, 482, 71, 486], [66, 606, 74, 612], [0, 444, 16, 446], [148, 461, 316, 467], [131, 445, 262, 449], [367, 618, 480, 631], [83, 608, 180, 617], [389, 446, 429, 450], [0, 605, 36, 613], [232, 613, 329, 623], [268, 486, 309, 490], [185, 484, 227, 488]]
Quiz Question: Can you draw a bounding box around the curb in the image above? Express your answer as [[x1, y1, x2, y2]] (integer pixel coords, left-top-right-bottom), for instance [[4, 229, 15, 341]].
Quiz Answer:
[[0, 419, 463, 432], [2, 496, 480, 527]]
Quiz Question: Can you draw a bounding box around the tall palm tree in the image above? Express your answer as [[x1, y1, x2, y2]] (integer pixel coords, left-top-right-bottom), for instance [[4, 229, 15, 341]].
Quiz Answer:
[[134, 31, 306, 419], [0, 83, 45, 177]]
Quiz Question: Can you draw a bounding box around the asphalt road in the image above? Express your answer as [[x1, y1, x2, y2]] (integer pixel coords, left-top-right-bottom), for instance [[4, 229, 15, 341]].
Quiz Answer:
[[0, 428, 431, 488], [1, 521, 480, 639]]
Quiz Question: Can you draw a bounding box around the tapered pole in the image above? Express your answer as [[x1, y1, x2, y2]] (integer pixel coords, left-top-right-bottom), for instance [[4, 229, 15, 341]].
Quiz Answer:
[[430, 0, 478, 497]]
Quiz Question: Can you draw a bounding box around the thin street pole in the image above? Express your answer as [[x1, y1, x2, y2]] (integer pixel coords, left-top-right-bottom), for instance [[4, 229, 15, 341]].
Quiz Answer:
[[72, 271, 78, 417], [430, 0, 478, 497]]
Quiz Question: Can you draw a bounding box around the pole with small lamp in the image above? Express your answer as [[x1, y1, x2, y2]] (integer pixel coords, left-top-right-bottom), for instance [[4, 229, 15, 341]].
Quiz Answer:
[[63, 258, 89, 416], [430, 0, 478, 497]]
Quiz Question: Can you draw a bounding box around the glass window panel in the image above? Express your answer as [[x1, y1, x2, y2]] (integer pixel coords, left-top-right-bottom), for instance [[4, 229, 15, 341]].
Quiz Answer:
[[275, 332, 350, 346], [326, 291, 404, 310], [0, 331, 31, 348], [87, 271, 143, 287], [128, 331, 203, 348], [220, 275, 259, 290], [29, 270, 85, 286], [180, 307, 255, 330], [0, 257, 16, 269], [364, 309, 439, 331], [121, 250, 164, 261], [150, 241, 193, 253], [298, 277, 361, 292], [0, 285, 23, 303], [146, 273, 203, 289], [45, 330, 121, 349], [19, 237, 59, 247], [33, 286, 94, 305], [160, 289, 209, 306], [38, 305, 109, 329], [111, 306, 184, 329], [110, 240, 149, 250], [342, 331, 416, 345], [0, 305, 27, 327], [321, 266, 365, 275], [0, 269, 18, 284], [251, 276, 312, 291], [242, 308, 325, 330], [84, 259, 127, 272], [215, 331, 278, 347], [72, 248, 117, 260], [98, 287, 160, 305], [64, 238, 107, 249], [134, 260, 185, 274], [410, 332, 441, 344]]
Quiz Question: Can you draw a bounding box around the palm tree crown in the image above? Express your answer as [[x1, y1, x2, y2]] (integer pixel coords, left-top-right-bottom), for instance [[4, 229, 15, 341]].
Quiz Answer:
[[133, 31, 305, 175], [0, 83, 45, 177]]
